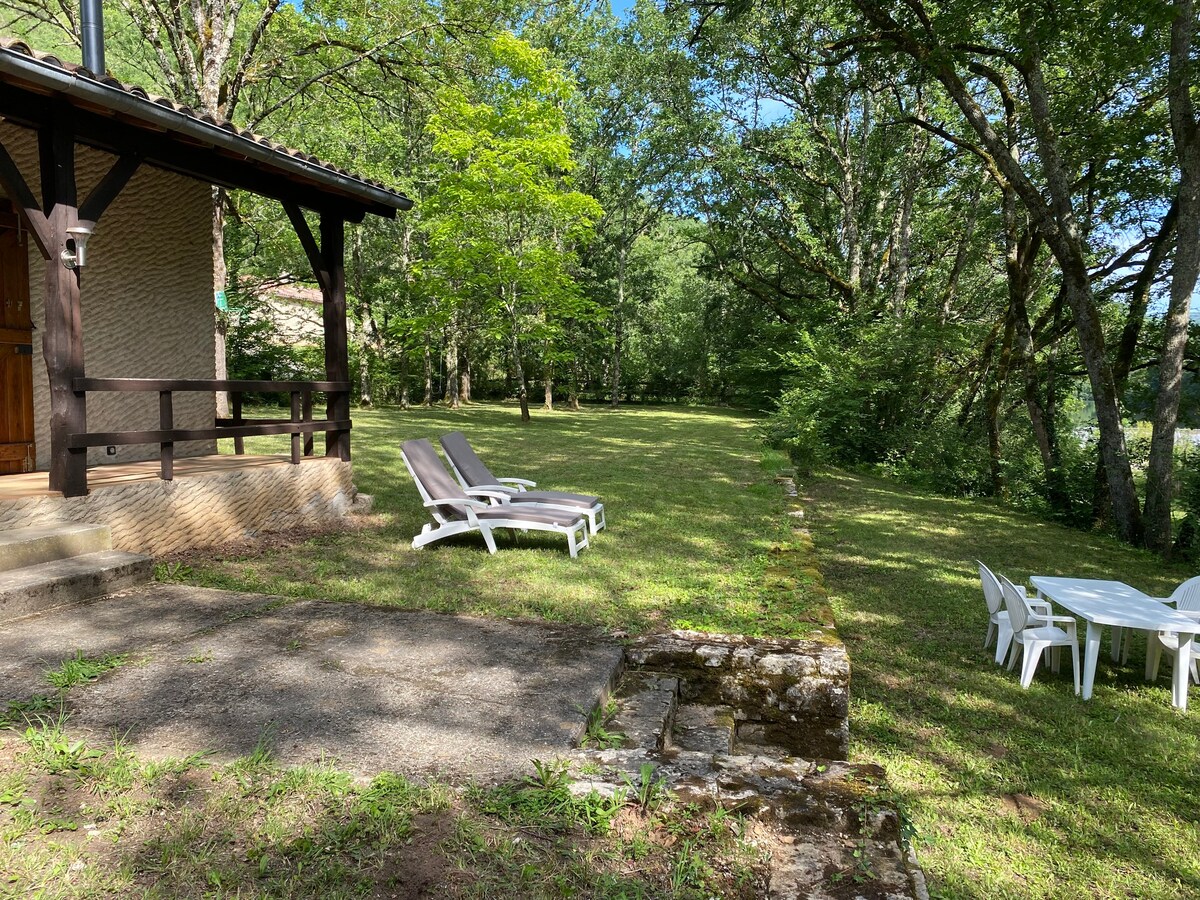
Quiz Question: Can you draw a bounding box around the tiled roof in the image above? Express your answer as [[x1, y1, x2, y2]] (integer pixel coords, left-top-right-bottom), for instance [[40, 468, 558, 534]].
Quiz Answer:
[[0, 37, 411, 212]]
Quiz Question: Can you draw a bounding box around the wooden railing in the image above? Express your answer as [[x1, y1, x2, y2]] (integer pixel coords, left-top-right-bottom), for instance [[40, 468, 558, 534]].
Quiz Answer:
[[70, 378, 352, 481]]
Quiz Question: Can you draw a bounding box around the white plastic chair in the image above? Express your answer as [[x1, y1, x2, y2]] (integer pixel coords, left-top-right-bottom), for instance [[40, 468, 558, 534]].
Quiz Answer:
[[977, 561, 1014, 665], [1000, 574, 1081, 694], [1146, 575, 1200, 686]]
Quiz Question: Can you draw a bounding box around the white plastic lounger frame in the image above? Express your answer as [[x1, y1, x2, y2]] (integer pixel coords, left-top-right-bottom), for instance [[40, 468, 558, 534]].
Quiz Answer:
[[440, 432, 606, 535], [401, 442, 589, 558]]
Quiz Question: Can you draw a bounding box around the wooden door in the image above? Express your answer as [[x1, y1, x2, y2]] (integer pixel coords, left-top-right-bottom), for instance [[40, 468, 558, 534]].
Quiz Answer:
[[0, 209, 34, 475]]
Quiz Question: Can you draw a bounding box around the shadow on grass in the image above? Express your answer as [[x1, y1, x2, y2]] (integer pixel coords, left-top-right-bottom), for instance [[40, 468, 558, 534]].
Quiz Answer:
[[806, 468, 1200, 899], [192, 402, 811, 638]]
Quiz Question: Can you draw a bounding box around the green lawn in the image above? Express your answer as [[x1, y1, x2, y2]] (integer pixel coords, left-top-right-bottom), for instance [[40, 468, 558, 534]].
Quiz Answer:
[[183, 402, 818, 638], [805, 468, 1200, 899], [3, 403, 806, 899]]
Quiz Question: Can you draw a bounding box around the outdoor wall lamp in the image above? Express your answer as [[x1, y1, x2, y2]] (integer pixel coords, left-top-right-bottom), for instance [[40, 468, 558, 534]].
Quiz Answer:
[[61, 223, 95, 269]]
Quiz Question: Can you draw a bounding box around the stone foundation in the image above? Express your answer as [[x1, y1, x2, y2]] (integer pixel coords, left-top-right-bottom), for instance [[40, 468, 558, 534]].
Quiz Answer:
[[0, 457, 356, 556]]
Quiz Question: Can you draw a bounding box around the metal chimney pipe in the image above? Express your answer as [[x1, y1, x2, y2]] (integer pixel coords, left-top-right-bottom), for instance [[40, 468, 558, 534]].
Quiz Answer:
[[80, 0, 105, 74]]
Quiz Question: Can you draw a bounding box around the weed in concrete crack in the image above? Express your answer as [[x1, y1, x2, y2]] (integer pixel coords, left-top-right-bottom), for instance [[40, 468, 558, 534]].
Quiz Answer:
[[44, 650, 128, 690], [579, 698, 625, 749], [624, 762, 665, 814]]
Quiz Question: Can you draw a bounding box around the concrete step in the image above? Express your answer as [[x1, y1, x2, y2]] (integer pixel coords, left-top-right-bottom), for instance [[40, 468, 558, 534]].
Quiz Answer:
[[0, 551, 154, 623], [0, 523, 113, 573], [671, 703, 735, 755], [609, 672, 678, 751]]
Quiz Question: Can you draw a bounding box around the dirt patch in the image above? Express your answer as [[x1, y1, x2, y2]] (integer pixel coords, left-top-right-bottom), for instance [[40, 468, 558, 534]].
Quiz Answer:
[[1001, 792, 1049, 824], [157, 513, 385, 566], [372, 812, 464, 899]]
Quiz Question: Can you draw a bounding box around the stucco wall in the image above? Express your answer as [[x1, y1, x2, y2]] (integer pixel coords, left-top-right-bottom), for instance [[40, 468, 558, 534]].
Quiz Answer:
[[0, 122, 216, 469]]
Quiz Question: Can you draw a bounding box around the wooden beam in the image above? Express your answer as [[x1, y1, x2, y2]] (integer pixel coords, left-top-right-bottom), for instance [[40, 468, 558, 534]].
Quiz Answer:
[[0, 136, 51, 257], [39, 113, 89, 498], [282, 201, 330, 293], [320, 213, 351, 461], [67, 419, 352, 448], [78, 154, 142, 223], [75, 377, 350, 392]]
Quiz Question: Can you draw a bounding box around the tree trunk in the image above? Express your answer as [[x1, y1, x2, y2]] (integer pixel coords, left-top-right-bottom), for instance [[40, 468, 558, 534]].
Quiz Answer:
[[1144, 0, 1200, 553], [568, 356, 581, 410], [506, 284, 530, 422], [422, 341, 433, 407], [212, 187, 230, 417], [891, 100, 927, 320], [444, 323, 460, 409], [940, 183, 982, 323], [610, 245, 626, 408], [512, 333, 529, 423], [399, 351, 410, 410], [544, 373, 553, 411], [985, 309, 1015, 496], [460, 354, 472, 404], [1114, 203, 1177, 393]]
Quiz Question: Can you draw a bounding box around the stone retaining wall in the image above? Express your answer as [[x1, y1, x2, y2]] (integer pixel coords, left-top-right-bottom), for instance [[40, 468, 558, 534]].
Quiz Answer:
[[627, 629, 850, 759]]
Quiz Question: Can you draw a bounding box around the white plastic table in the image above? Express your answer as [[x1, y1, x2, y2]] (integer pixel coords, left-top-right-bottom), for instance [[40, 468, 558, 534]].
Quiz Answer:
[[1030, 576, 1197, 710]]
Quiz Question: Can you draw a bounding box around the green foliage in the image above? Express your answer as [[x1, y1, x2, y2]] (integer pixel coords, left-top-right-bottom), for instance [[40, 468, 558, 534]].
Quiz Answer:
[[44, 651, 128, 691], [478, 759, 626, 835], [1172, 448, 1200, 560], [580, 699, 625, 749]]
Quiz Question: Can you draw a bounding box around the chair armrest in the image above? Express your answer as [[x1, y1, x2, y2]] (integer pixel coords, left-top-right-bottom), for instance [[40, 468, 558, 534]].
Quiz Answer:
[[424, 497, 488, 510], [464, 488, 516, 503], [1028, 599, 1052, 615], [467, 482, 519, 495], [498, 477, 536, 490], [1041, 614, 1077, 628]]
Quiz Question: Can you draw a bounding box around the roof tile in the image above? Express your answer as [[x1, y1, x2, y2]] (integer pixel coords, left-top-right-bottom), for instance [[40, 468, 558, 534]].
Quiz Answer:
[[0, 37, 408, 206]]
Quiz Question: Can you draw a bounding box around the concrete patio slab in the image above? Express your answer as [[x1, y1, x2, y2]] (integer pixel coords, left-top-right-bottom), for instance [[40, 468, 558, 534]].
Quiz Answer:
[[2, 586, 625, 781], [0, 585, 281, 700]]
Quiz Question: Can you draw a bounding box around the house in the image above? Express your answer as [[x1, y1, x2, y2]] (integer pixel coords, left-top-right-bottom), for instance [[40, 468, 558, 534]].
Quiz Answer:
[[0, 34, 411, 555], [243, 279, 355, 348]]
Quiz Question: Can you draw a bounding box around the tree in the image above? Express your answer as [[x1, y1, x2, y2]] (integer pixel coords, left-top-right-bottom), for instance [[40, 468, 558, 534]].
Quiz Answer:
[[423, 32, 602, 421]]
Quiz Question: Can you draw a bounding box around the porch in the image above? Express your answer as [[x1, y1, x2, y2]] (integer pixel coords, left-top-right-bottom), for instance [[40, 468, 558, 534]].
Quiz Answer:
[[0, 452, 358, 556]]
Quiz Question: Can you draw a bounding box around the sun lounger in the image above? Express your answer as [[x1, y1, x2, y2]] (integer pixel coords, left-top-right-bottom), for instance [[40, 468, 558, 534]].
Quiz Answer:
[[401, 438, 590, 557], [439, 431, 606, 535]]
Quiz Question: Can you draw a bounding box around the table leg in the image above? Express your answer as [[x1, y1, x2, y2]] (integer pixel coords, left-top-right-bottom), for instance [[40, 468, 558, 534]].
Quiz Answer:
[[1111, 626, 1123, 662], [1173, 633, 1194, 711], [1082, 621, 1102, 701]]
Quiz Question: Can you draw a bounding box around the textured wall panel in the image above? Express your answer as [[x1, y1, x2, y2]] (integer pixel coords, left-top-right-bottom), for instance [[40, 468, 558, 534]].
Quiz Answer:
[[0, 459, 356, 555], [0, 123, 217, 470]]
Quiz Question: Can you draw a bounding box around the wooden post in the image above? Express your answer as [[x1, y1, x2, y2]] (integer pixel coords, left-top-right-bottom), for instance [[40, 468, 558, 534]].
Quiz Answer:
[[232, 391, 245, 455], [289, 390, 301, 464], [320, 213, 350, 461], [39, 114, 88, 497], [159, 390, 174, 480], [302, 391, 314, 456]]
